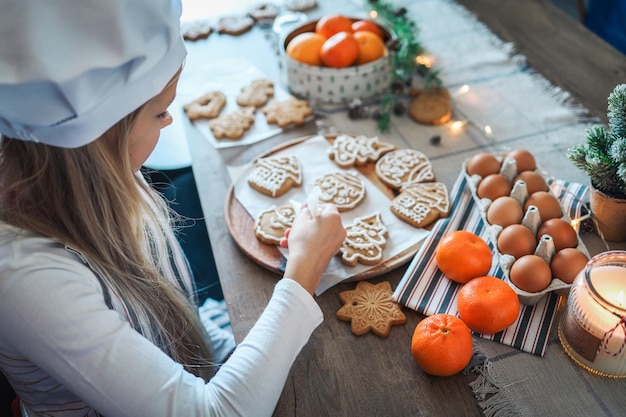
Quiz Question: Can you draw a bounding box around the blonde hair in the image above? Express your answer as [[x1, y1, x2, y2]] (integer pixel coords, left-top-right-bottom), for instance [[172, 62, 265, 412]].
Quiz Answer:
[[0, 73, 215, 380]]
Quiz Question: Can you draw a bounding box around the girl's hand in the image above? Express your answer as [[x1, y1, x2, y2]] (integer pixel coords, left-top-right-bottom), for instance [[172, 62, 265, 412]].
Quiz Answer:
[[282, 203, 346, 295]]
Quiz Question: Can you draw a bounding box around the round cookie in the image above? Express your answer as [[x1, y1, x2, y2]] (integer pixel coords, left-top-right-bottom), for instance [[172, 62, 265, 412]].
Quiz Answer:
[[375, 149, 436, 189], [314, 171, 365, 212], [409, 87, 452, 125]]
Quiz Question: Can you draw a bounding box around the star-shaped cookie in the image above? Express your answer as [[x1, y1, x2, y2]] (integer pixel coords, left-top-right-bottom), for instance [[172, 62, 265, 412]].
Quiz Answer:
[[337, 281, 406, 337]]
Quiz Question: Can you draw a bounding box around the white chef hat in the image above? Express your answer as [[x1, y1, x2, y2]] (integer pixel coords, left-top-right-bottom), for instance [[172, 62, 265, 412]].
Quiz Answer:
[[0, 0, 187, 148]]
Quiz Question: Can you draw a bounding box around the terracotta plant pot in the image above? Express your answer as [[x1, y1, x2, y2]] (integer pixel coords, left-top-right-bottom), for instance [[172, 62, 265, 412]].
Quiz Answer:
[[589, 184, 626, 242]]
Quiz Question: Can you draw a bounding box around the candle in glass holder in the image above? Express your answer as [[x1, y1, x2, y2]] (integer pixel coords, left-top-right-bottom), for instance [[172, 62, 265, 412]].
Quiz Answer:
[[559, 250, 626, 377]]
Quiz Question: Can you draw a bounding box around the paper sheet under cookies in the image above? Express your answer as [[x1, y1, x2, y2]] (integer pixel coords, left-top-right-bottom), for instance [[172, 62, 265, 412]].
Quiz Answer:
[[230, 135, 431, 294], [177, 57, 294, 149]]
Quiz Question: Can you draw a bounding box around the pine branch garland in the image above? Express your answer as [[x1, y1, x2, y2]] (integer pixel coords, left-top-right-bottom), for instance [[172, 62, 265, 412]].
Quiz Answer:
[[366, 0, 441, 131]]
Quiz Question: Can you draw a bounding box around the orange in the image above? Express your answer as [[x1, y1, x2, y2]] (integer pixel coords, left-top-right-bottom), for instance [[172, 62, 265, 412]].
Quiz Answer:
[[353, 31, 386, 65], [315, 14, 353, 39], [411, 314, 473, 377], [286, 32, 326, 66], [320, 32, 359, 68], [435, 230, 493, 284], [457, 276, 520, 335], [351, 19, 384, 37]]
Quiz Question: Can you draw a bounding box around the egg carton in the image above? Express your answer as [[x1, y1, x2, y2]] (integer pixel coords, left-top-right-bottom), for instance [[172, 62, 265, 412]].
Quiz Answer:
[[462, 154, 590, 305]]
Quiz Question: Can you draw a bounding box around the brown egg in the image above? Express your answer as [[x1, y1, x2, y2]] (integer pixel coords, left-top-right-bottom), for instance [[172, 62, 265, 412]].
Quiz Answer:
[[524, 191, 562, 223], [487, 196, 524, 228], [477, 174, 512, 200], [505, 149, 537, 173], [509, 254, 552, 293], [550, 248, 589, 284], [497, 224, 537, 259], [514, 171, 548, 195], [537, 218, 578, 251], [466, 152, 501, 178]]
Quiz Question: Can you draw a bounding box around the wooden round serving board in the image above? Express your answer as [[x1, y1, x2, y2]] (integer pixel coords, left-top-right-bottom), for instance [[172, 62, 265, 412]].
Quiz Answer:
[[224, 135, 428, 280]]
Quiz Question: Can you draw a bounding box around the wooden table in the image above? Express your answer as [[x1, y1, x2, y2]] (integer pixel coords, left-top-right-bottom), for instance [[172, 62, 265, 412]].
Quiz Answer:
[[182, 0, 626, 415]]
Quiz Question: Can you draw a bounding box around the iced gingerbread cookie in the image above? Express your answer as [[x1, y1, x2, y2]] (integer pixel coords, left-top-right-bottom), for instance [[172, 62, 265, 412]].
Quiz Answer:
[[314, 172, 365, 212], [237, 79, 275, 108], [262, 97, 313, 128], [337, 281, 406, 337], [247, 155, 302, 197], [254, 204, 296, 245], [183, 91, 226, 120], [390, 182, 450, 228], [285, 0, 317, 11], [248, 3, 280, 24], [208, 106, 255, 140], [181, 19, 213, 41], [217, 15, 255, 36], [339, 212, 388, 267], [328, 134, 396, 168], [409, 87, 452, 125], [375, 149, 436, 189]]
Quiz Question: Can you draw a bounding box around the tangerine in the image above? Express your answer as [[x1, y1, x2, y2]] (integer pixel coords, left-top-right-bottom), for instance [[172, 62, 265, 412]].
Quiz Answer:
[[435, 230, 493, 284], [286, 32, 326, 66], [411, 314, 473, 377], [351, 19, 384, 37], [320, 32, 359, 68], [353, 31, 386, 65], [457, 276, 520, 335], [315, 14, 353, 39]]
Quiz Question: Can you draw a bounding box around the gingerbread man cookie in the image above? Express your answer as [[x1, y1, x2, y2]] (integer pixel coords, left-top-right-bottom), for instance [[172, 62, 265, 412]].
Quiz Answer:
[[337, 281, 406, 337]]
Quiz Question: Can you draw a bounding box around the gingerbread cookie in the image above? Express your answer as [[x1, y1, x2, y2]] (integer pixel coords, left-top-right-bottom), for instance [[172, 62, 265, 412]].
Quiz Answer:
[[339, 212, 388, 267], [285, 0, 317, 12], [254, 204, 296, 245], [217, 15, 255, 36], [337, 281, 406, 337], [328, 134, 396, 168], [183, 91, 226, 120], [375, 149, 436, 189], [181, 19, 213, 41], [248, 3, 280, 24], [314, 172, 365, 212], [390, 182, 450, 228], [409, 87, 452, 125], [262, 97, 313, 128], [237, 79, 275, 108], [208, 106, 255, 140], [247, 155, 302, 197]]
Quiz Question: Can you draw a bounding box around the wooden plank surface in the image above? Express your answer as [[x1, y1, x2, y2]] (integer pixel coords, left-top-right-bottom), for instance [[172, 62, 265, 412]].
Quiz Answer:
[[183, 1, 626, 416]]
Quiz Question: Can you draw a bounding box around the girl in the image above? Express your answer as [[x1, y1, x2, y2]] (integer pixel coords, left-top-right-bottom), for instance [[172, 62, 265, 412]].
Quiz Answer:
[[0, 1, 346, 416]]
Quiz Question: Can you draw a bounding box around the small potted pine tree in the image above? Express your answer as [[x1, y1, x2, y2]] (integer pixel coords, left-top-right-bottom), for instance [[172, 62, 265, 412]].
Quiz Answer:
[[567, 84, 626, 241]]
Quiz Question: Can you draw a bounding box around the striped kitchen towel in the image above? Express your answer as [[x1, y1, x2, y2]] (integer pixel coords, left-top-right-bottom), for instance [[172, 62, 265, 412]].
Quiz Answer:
[[392, 171, 589, 356]]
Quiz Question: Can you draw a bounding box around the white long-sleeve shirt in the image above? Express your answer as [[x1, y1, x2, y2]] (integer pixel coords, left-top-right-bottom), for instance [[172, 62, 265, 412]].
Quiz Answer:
[[0, 223, 323, 417]]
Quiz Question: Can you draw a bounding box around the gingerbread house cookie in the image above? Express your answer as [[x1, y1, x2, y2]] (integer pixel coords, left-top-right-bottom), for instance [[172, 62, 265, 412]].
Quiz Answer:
[[390, 182, 450, 228], [247, 155, 303, 197], [375, 149, 436, 189]]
